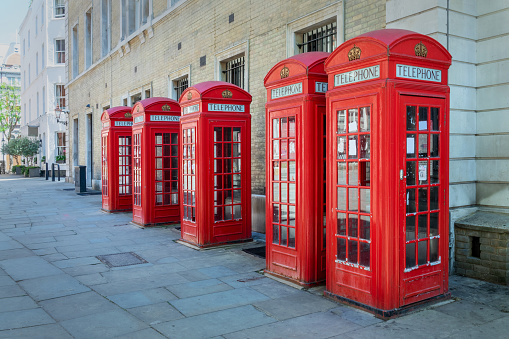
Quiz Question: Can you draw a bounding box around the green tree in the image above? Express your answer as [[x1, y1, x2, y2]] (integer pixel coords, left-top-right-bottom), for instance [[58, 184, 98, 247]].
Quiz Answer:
[[0, 83, 21, 144], [1, 137, 39, 167]]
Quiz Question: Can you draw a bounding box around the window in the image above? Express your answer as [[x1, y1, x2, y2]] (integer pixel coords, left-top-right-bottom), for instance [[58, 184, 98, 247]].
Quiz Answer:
[[222, 56, 245, 89], [41, 4, 44, 26], [72, 25, 79, 78], [55, 84, 66, 109], [56, 132, 66, 157], [35, 17, 38, 36], [101, 0, 111, 57], [55, 39, 65, 64], [133, 133, 141, 205], [28, 30, 30, 49], [85, 9, 93, 69], [182, 127, 196, 221], [131, 93, 142, 105], [22, 40, 25, 56], [155, 133, 179, 205], [298, 22, 337, 53], [42, 86, 46, 114], [122, 0, 150, 39], [173, 76, 188, 100], [55, 0, 65, 18], [37, 92, 39, 117], [119, 136, 132, 195], [23, 71, 25, 90], [28, 64, 31, 83], [41, 44, 45, 69], [36, 53, 39, 75]]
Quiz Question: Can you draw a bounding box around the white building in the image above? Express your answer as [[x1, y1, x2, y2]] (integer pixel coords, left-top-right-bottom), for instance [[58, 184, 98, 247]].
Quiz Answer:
[[19, 0, 67, 173]]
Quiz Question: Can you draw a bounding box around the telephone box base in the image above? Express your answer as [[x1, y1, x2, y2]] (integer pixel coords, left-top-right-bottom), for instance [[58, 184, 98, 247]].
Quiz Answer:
[[101, 208, 132, 214], [264, 270, 324, 289], [130, 221, 180, 228], [177, 237, 253, 250], [324, 290, 451, 320]]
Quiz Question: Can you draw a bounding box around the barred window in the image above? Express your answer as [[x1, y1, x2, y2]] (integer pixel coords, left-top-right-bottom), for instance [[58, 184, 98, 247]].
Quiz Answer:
[[222, 56, 245, 89], [173, 76, 188, 100], [298, 22, 337, 53]]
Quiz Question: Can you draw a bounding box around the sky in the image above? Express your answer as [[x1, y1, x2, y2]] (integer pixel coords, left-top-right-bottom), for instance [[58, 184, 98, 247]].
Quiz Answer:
[[0, 0, 32, 45]]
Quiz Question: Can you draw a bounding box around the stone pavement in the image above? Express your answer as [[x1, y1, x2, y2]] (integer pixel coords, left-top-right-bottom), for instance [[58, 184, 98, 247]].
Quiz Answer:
[[0, 175, 508, 339]]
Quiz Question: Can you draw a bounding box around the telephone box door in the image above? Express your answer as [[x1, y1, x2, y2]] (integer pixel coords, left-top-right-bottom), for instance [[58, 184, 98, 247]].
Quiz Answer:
[[400, 95, 448, 306]]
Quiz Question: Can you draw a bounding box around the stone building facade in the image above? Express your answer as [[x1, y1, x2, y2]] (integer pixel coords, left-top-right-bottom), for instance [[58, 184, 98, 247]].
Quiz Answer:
[[66, 0, 509, 279]]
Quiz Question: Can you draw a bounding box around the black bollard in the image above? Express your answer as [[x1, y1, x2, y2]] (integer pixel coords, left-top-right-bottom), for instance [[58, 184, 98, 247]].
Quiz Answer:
[[45, 162, 49, 180], [57, 164, 61, 181], [51, 163, 55, 181]]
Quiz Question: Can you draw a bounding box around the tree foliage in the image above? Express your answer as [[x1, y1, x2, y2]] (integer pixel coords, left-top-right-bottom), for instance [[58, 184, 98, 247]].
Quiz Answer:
[[1, 137, 39, 166], [0, 83, 21, 142]]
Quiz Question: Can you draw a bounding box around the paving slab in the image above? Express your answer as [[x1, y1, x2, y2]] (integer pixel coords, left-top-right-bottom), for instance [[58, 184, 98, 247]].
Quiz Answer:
[[433, 299, 507, 325], [0, 324, 73, 339], [19, 273, 90, 301], [52, 256, 102, 269], [0, 256, 62, 281], [0, 240, 24, 251], [154, 305, 276, 339], [127, 301, 184, 324], [113, 328, 167, 339], [0, 284, 26, 298], [166, 278, 233, 299], [330, 305, 383, 327], [0, 248, 39, 261], [107, 288, 177, 309], [0, 296, 38, 313], [60, 309, 148, 339], [0, 308, 54, 331], [0, 275, 15, 287]]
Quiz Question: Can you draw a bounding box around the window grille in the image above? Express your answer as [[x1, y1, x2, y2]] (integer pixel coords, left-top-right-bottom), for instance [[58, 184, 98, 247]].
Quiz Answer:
[[298, 22, 337, 53], [223, 56, 244, 89], [174, 77, 188, 100]]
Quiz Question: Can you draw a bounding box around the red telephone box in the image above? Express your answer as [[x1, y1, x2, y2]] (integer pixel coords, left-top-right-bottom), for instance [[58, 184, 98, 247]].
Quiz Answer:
[[101, 106, 133, 212], [324, 29, 451, 317], [179, 81, 252, 248], [264, 52, 329, 287], [131, 97, 181, 226]]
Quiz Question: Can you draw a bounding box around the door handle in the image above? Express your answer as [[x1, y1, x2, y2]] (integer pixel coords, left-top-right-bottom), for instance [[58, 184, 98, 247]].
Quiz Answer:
[[400, 169, 406, 180]]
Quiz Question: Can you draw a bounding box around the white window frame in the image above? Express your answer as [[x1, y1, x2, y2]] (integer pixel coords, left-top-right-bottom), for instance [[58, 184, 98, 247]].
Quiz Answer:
[[55, 39, 65, 64], [56, 132, 66, 157], [41, 43, 45, 69], [55, 84, 66, 110], [214, 41, 249, 91], [55, 0, 65, 18]]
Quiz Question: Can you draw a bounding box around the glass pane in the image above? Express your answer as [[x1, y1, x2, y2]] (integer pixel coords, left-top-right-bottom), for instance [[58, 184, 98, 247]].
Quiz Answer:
[[407, 106, 416, 131], [289, 183, 296, 204], [163, 133, 171, 144], [214, 159, 222, 173], [337, 136, 346, 159], [337, 212, 346, 235], [214, 144, 222, 157], [223, 143, 232, 158], [431, 160, 439, 184], [418, 188, 428, 212], [156, 170, 162, 181], [281, 226, 288, 246], [288, 227, 295, 248], [224, 127, 232, 141], [348, 240, 358, 264], [360, 189, 370, 213], [272, 119, 279, 138], [407, 189, 416, 214], [156, 158, 162, 169], [232, 143, 241, 157], [273, 140, 280, 159], [431, 107, 439, 131], [348, 188, 358, 211], [273, 162, 279, 181], [280, 140, 288, 159], [430, 238, 439, 262], [273, 204, 279, 223], [418, 240, 428, 265], [337, 110, 346, 133], [418, 161, 428, 185], [232, 159, 240, 173], [406, 242, 416, 268], [360, 242, 370, 267], [407, 134, 416, 158], [171, 133, 178, 144], [156, 134, 163, 144], [273, 224, 279, 244], [233, 174, 241, 188], [348, 162, 358, 186], [430, 187, 439, 210], [289, 116, 296, 137], [289, 161, 296, 181], [406, 215, 416, 241], [431, 134, 439, 157], [338, 163, 347, 185], [289, 139, 296, 159], [233, 127, 241, 141], [156, 182, 162, 193], [360, 135, 370, 159], [289, 206, 295, 226], [360, 106, 370, 131], [214, 191, 223, 206], [224, 206, 232, 220], [233, 205, 241, 219], [281, 162, 288, 181], [360, 162, 370, 187], [348, 108, 358, 132], [281, 118, 288, 138], [156, 146, 162, 157], [407, 161, 416, 186], [156, 194, 163, 205], [214, 127, 222, 141], [348, 215, 358, 238], [430, 212, 439, 236], [281, 183, 287, 203], [348, 136, 358, 159], [419, 134, 428, 158], [419, 107, 428, 131], [418, 214, 428, 239], [273, 183, 279, 202], [225, 159, 232, 173], [337, 187, 346, 210], [360, 215, 370, 240], [337, 238, 346, 261], [233, 189, 241, 204]]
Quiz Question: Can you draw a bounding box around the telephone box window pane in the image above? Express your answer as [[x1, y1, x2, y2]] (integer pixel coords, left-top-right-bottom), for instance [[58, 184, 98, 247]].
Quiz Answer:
[[360, 106, 370, 131], [233, 159, 241, 173], [233, 127, 241, 141], [430, 238, 439, 262], [360, 215, 370, 240], [360, 135, 370, 159], [171, 133, 178, 144], [273, 162, 280, 181], [360, 243, 370, 267], [419, 107, 428, 131], [224, 206, 232, 221], [418, 188, 428, 212], [288, 117, 296, 137], [289, 161, 296, 181], [156, 182, 162, 193], [281, 162, 288, 181], [418, 214, 428, 239], [272, 119, 279, 138], [419, 134, 428, 158], [348, 162, 358, 186], [281, 118, 288, 138], [273, 204, 279, 223], [337, 213, 347, 235], [273, 140, 280, 159], [289, 139, 296, 159], [430, 212, 439, 236], [348, 240, 358, 264], [407, 106, 416, 131], [156, 195, 163, 205], [289, 184, 296, 204], [233, 205, 241, 219], [337, 110, 347, 133], [233, 174, 241, 188], [431, 107, 440, 131], [348, 109, 358, 132], [338, 163, 346, 185], [156, 158, 162, 169], [214, 159, 222, 173], [214, 191, 223, 205], [430, 187, 439, 211], [281, 184, 287, 202], [348, 215, 358, 238], [418, 240, 428, 265], [281, 205, 288, 224], [337, 238, 346, 261], [225, 159, 232, 173], [407, 134, 416, 157], [214, 207, 223, 221], [348, 136, 358, 159], [224, 190, 232, 205], [407, 161, 416, 185], [348, 188, 358, 211], [337, 187, 346, 210], [273, 224, 279, 244], [431, 160, 439, 183], [156, 134, 163, 144], [431, 134, 439, 157], [224, 127, 232, 141], [337, 136, 346, 159], [288, 228, 296, 248], [280, 140, 288, 159], [289, 206, 296, 226], [360, 189, 370, 213], [214, 127, 222, 141], [418, 161, 428, 185], [214, 144, 222, 157], [156, 170, 162, 181], [406, 215, 416, 241], [273, 183, 279, 202], [171, 157, 178, 169], [225, 175, 232, 189], [156, 146, 162, 157], [360, 162, 370, 186], [406, 242, 416, 268], [407, 189, 416, 214], [233, 143, 241, 157], [281, 226, 288, 246]]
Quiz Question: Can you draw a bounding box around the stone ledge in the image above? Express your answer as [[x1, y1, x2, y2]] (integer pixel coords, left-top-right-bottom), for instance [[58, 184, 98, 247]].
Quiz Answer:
[[455, 211, 509, 233]]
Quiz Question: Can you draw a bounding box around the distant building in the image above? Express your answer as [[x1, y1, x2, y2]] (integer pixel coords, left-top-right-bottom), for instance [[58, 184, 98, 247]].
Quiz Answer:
[[19, 0, 67, 172]]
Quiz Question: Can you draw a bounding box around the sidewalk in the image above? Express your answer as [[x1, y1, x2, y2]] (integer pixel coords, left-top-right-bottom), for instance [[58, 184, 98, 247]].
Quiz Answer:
[[0, 175, 508, 338]]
